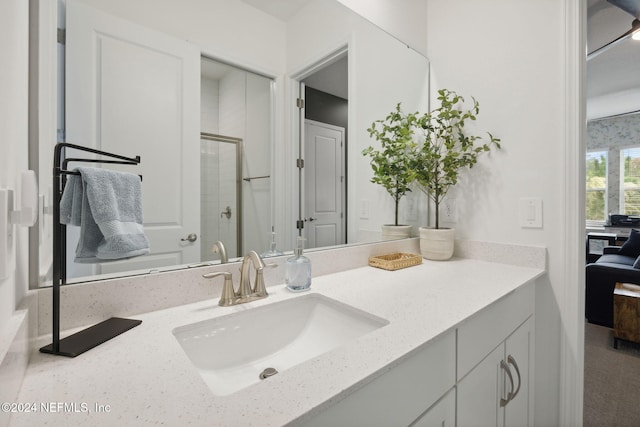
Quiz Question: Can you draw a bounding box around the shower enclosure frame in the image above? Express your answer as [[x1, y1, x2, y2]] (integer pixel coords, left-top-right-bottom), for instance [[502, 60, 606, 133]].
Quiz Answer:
[[201, 132, 243, 257]]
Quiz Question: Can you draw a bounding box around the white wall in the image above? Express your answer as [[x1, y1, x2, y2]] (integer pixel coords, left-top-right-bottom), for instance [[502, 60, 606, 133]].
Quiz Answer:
[[243, 73, 273, 254], [286, 0, 431, 242], [75, 0, 286, 76], [218, 70, 273, 255], [0, 0, 29, 331], [588, 88, 640, 121], [0, 3, 30, 422], [336, 0, 428, 56], [425, 0, 582, 425]]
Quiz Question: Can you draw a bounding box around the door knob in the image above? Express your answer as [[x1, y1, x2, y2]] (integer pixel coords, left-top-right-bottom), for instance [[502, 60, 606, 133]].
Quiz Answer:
[[220, 206, 232, 219], [181, 233, 198, 242], [306, 217, 317, 222]]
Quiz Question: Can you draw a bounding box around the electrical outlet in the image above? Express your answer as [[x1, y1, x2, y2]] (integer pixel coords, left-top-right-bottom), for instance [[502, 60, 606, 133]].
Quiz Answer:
[[441, 197, 457, 223], [360, 199, 369, 219]]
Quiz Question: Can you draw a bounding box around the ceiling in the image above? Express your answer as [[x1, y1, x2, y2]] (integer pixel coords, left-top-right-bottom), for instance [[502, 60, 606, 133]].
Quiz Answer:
[[240, 0, 312, 21], [587, 0, 640, 119]]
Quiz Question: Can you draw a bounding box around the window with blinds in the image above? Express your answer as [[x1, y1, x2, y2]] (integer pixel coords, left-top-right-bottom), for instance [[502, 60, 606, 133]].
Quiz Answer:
[[586, 151, 607, 222], [622, 147, 640, 215]]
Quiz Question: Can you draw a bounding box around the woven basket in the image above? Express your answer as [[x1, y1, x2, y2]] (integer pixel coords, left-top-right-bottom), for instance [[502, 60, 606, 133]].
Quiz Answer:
[[368, 253, 422, 271]]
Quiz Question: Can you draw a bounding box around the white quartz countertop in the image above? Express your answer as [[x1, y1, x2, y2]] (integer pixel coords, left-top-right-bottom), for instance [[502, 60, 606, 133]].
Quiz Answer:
[[11, 258, 543, 427]]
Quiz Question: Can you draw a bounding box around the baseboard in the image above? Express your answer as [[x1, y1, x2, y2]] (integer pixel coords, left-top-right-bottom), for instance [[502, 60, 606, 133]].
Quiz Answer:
[[0, 309, 29, 427]]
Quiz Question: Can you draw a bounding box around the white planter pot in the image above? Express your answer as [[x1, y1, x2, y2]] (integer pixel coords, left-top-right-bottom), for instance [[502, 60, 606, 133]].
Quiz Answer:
[[419, 227, 455, 260], [381, 224, 413, 241]]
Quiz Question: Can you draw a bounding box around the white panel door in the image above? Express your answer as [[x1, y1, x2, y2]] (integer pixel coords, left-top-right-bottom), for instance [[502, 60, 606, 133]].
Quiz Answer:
[[457, 344, 505, 427], [304, 120, 345, 248], [66, 0, 200, 274], [504, 317, 534, 427]]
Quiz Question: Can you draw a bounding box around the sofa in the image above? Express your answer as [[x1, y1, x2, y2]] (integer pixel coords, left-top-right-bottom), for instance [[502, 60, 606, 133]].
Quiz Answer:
[[585, 230, 640, 328]]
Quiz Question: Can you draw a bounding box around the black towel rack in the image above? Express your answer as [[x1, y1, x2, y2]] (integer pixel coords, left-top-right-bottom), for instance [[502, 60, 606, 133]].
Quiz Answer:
[[40, 142, 143, 357]]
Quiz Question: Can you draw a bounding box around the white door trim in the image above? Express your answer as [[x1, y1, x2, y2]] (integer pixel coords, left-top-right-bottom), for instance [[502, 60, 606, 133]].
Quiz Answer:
[[561, 0, 586, 424]]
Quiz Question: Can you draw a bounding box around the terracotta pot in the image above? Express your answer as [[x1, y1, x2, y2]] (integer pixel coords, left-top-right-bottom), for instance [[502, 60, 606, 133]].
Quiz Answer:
[[419, 227, 455, 260]]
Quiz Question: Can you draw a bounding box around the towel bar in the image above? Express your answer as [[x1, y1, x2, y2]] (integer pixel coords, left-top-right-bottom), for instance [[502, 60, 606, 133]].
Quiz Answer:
[[40, 142, 143, 358]]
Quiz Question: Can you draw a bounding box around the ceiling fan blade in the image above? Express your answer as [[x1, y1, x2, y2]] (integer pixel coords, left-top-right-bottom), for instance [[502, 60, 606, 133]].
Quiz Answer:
[[607, 0, 640, 19], [587, 18, 640, 60]]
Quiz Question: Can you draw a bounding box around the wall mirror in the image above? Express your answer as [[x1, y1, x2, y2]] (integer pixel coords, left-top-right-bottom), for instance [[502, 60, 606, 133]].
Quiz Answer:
[[32, 0, 430, 287]]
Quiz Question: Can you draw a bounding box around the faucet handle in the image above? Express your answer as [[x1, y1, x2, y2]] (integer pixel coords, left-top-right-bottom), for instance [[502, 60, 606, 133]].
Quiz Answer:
[[253, 262, 277, 298], [203, 271, 235, 306]]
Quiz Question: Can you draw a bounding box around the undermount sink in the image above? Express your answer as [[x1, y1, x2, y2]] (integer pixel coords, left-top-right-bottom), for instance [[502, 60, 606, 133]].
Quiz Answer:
[[172, 293, 389, 396]]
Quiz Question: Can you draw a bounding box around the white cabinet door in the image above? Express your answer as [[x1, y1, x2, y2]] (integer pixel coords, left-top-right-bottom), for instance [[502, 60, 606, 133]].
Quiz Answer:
[[412, 388, 456, 427], [457, 316, 534, 427], [504, 317, 534, 427], [457, 344, 505, 427]]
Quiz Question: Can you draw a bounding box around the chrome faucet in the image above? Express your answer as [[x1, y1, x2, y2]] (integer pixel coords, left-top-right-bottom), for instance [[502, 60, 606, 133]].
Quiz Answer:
[[203, 250, 275, 306], [211, 240, 228, 264]]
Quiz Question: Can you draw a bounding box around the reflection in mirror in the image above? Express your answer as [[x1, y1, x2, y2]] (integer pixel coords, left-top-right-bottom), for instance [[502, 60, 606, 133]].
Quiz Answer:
[[300, 53, 348, 249], [199, 57, 274, 262], [33, 0, 430, 287]]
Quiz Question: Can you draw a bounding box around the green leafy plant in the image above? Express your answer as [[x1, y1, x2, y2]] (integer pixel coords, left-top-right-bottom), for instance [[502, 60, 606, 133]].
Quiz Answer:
[[412, 89, 501, 229], [363, 103, 418, 226]]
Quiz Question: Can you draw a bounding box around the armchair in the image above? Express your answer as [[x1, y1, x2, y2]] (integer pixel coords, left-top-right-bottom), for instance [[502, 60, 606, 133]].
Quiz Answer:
[[585, 245, 640, 328]]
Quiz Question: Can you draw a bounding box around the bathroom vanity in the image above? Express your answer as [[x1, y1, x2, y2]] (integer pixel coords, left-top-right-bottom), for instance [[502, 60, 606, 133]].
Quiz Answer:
[[302, 276, 535, 427], [10, 243, 544, 427]]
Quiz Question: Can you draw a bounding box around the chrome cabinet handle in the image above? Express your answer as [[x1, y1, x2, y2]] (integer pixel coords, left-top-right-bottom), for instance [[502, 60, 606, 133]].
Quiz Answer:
[[507, 355, 522, 401], [181, 233, 197, 242], [500, 359, 515, 407]]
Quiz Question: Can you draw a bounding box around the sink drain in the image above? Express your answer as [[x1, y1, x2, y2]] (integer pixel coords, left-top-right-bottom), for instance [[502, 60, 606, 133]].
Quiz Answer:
[[259, 367, 278, 380]]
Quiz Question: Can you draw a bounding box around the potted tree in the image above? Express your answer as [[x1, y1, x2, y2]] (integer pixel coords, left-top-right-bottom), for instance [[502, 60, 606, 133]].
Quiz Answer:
[[363, 103, 417, 239], [412, 89, 501, 260]]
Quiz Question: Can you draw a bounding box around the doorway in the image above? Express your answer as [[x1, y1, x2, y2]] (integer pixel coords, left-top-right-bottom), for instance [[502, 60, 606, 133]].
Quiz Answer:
[[304, 120, 346, 248], [297, 51, 348, 249], [200, 133, 242, 260], [200, 56, 273, 259]]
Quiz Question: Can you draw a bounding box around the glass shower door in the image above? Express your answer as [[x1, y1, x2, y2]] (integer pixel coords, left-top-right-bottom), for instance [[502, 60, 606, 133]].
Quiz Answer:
[[200, 133, 242, 260]]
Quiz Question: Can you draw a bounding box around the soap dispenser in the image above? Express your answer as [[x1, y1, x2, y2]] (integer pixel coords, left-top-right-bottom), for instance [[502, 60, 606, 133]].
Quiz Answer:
[[285, 236, 311, 292], [261, 226, 284, 258]]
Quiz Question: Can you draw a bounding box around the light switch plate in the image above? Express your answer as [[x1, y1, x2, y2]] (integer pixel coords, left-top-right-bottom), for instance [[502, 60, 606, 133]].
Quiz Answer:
[[519, 197, 543, 228]]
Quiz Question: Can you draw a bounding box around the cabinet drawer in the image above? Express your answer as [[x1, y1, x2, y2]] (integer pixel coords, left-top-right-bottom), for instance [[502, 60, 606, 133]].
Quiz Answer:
[[457, 280, 534, 381], [300, 330, 456, 427]]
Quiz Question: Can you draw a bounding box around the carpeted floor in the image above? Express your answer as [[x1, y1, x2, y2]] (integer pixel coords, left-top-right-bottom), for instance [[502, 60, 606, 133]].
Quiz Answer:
[[583, 322, 640, 427]]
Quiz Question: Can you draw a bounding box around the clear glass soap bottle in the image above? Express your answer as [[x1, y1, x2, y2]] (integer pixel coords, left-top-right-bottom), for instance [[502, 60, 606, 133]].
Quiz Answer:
[[285, 236, 311, 292], [261, 226, 284, 258]]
